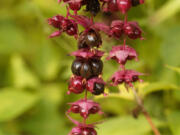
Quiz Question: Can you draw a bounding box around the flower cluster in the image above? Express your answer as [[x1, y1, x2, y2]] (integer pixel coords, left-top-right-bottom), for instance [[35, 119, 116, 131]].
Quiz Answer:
[[105, 1, 145, 89], [48, 0, 145, 134], [58, 0, 144, 15]]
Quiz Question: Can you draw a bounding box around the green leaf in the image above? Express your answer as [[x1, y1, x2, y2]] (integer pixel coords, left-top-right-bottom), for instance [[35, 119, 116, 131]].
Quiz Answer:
[[9, 54, 40, 88], [33, 43, 61, 81], [137, 82, 180, 96], [166, 65, 180, 74], [21, 99, 69, 135], [98, 116, 164, 135], [0, 89, 38, 121], [149, 0, 180, 26], [167, 111, 180, 135]]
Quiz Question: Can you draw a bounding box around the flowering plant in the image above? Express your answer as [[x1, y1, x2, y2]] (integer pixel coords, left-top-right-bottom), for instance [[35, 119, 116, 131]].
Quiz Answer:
[[48, 0, 161, 135]]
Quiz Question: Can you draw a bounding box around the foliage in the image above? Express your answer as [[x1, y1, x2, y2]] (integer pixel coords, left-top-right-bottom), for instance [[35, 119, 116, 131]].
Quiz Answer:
[[0, 0, 180, 135]]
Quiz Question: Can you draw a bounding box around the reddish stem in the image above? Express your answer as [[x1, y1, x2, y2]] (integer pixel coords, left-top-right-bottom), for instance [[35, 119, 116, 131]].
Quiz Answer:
[[131, 87, 161, 135], [124, 14, 128, 24]]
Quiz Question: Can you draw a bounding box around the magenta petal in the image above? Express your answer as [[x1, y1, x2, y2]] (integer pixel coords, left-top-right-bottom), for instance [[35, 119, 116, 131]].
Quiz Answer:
[[49, 31, 62, 38], [70, 15, 93, 29], [70, 49, 104, 59], [92, 22, 110, 35], [111, 20, 124, 28], [107, 45, 138, 65], [110, 70, 144, 86]]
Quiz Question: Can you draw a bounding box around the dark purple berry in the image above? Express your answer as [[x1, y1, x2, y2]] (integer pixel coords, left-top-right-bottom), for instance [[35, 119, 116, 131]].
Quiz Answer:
[[131, 0, 140, 6], [80, 62, 93, 79], [86, 0, 100, 16], [85, 29, 102, 48], [91, 59, 103, 76], [71, 105, 81, 113], [93, 83, 105, 95], [78, 32, 89, 49], [71, 59, 83, 76]]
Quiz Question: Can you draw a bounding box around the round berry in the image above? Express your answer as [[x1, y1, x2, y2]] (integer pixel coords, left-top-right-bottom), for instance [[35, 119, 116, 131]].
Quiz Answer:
[[68, 76, 84, 94], [71, 105, 80, 113], [86, 0, 100, 16], [90, 59, 103, 76], [89, 106, 99, 114], [80, 62, 93, 79], [78, 32, 89, 49], [85, 29, 102, 48], [71, 59, 83, 76], [93, 83, 105, 95], [131, 0, 140, 6]]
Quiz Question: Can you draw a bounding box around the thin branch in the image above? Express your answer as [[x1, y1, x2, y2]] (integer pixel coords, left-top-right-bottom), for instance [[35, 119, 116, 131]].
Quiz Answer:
[[131, 86, 161, 135]]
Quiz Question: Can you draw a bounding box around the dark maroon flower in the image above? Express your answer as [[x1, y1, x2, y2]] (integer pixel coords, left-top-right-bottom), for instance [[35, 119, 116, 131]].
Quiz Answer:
[[117, 0, 132, 14], [107, 45, 138, 65], [70, 49, 104, 59], [110, 20, 124, 38], [48, 15, 78, 38], [67, 99, 103, 118], [123, 21, 144, 40], [86, 77, 106, 95], [110, 70, 144, 87], [68, 76, 85, 94]]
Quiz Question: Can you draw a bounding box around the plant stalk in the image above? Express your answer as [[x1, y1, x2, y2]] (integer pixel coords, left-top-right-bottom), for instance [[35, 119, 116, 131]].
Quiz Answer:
[[131, 86, 161, 135]]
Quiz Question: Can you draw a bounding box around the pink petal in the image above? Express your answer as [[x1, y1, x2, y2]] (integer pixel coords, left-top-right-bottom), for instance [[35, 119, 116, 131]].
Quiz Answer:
[[49, 31, 62, 38], [70, 15, 93, 29]]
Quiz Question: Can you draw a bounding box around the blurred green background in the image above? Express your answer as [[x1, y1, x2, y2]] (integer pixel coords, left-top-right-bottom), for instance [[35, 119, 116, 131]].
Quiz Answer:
[[0, 0, 180, 135]]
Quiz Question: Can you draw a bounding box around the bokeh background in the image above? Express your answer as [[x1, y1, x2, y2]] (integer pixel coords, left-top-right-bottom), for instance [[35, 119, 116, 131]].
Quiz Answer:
[[0, 0, 180, 135]]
